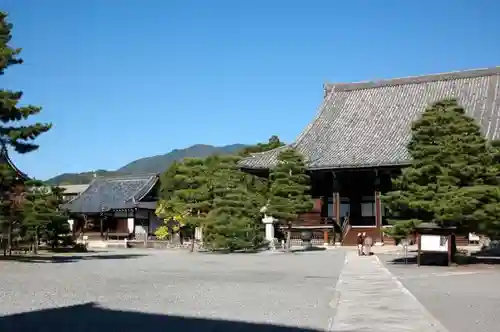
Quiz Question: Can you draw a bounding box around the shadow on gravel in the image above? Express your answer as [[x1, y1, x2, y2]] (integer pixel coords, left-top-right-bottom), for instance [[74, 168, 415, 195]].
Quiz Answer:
[[0, 253, 147, 264], [291, 247, 327, 253], [389, 254, 500, 266], [0, 302, 326, 332]]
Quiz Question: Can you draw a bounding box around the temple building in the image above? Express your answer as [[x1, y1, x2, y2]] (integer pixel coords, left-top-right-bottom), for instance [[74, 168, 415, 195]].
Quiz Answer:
[[62, 174, 161, 241], [240, 67, 500, 245]]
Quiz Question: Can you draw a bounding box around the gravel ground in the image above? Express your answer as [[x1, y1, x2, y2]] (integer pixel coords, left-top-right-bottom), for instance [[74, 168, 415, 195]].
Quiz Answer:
[[0, 249, 344, 332], [378, 253, 500, 332]]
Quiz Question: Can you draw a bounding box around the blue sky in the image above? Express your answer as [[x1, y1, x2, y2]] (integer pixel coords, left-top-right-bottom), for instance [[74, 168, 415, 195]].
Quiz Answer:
[[3, 0, 500, 180]]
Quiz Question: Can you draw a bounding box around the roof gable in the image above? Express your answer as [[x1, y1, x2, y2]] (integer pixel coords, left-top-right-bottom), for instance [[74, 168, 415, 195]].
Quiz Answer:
[[63, 174, 159, 213], [240, 67, 500, 170]]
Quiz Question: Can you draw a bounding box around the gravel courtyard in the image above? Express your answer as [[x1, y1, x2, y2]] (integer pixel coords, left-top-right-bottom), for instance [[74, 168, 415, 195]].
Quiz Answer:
[[0, 249, 345, 332], [379, 253, 500, 332]]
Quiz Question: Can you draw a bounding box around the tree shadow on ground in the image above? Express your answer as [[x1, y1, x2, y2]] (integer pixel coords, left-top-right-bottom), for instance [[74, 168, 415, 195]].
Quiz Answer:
[[0, 302, 327, 332], [291, 246, 327, 253], [470, 247, 500, 257], [0, 253, 147, 264], [389, 254, 500, 266]]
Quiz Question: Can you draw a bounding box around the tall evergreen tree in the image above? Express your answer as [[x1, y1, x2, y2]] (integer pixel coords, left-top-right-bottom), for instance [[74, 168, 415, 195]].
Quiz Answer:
[[267, 148, 313, 250], [158, 158, 212, 252], [204, 155, 263, 251], [22, 183, 68, 253], [0, 12, 51, 254], [383, 99, 500, 239], [0, 12, 51, 152]]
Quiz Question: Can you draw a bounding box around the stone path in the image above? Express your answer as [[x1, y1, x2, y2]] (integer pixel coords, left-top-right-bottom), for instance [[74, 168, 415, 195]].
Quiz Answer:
[[328, 252, 450, 332]]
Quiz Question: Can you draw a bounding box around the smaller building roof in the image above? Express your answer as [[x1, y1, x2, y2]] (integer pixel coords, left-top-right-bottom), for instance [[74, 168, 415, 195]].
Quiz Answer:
[[63, 174, 159, 214], [58, 184, 90, 195]]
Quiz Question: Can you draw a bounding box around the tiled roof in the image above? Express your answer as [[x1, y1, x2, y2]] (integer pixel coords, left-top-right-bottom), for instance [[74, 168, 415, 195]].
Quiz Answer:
[[239, 67, 500, 170], [58, 184, 90, 195], [63, 174, 159, 213]]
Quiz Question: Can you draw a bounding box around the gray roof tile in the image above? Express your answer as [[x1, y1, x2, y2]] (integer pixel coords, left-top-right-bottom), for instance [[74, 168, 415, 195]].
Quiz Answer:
[[239, 67, 500, 170], [63, 174, 159, 213]]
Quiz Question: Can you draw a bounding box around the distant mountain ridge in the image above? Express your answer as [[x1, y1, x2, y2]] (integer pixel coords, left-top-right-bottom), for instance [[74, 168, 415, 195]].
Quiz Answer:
[[46, 143, 247, 185]]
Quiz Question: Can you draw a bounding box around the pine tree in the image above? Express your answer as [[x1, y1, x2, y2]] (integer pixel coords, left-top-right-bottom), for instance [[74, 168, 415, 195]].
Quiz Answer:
[[204, 155, 263, 251], [267, 148, 313, 250], [0, 12, 51, 152], [0, 12, 51, 254], [22, 182, 68, 253], [0, 163, 20, 255], [383, 99, 500, 239], [161, 158, 212, 252]]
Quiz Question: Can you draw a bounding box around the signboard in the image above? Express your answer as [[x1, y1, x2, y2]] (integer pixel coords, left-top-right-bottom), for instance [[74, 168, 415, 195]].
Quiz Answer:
[[127, 218, 135, 234], [67, 219, 74, 231], [420, 234, 448, 252]]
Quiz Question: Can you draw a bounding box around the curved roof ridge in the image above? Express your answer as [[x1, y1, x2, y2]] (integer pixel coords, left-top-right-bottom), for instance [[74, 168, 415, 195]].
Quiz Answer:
[[131, 174, 159, 204], [0, 143, 30, 181], [247, 144, 289, 157], [294, 84, 339, 146], [95, 173, 159, 181], [325, 66, 500, 92]]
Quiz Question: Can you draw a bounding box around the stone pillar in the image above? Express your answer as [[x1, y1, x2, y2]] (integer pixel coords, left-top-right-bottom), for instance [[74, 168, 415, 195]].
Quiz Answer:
[[195, 227, 203, 241], [262, 215, 275, 242]]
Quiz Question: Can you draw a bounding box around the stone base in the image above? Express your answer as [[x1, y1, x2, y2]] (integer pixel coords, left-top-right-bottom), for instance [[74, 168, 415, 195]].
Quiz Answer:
[[374, 241, 384, 246]]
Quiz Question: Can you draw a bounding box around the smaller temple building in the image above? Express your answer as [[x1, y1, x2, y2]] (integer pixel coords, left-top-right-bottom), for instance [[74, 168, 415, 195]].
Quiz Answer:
[[62, 174, 161, 240]]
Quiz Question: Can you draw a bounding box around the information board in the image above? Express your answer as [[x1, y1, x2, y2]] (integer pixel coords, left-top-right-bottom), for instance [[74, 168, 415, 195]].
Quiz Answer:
[[420, 234, 448, 252]]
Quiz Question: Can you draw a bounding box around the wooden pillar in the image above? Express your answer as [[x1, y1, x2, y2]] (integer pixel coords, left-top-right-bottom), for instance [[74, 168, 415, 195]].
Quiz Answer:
[[100, 217, 104, 239], [323, 229, 329, 245], [374, 170, 383, 244], [332, 171, 341, 243], [332, 172, 340, 223]]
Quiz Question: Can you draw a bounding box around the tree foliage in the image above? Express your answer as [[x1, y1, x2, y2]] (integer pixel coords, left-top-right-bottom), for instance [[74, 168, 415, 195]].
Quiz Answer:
[[267, 148, 313, 222], [0, 12, 51, 254], [383, 99, 500, 239], [22, 182, 68, 252], [0, 12, 51, 153], [155, 137, 288, 252], [204, 155, 264, 251]]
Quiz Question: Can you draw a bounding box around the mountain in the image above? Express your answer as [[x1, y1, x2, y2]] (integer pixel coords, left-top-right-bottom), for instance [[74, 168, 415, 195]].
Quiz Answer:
[[46, 143, 247, 185]]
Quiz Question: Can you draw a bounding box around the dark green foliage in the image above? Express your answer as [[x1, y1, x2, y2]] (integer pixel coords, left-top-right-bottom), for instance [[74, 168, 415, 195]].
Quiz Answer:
[[156, 158, 212, 251], [383, 99, 500, 239], [0, 12, 51, 254], [0, 163, 19, 255], [204, 155, 264, 251], [0, 12, 51, 153], [267, 148, 313, 222], [22, 182, 68, 252]]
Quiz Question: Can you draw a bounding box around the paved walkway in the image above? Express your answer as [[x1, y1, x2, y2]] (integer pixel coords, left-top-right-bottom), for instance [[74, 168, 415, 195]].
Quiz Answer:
[[328, 252, 450, 332]]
